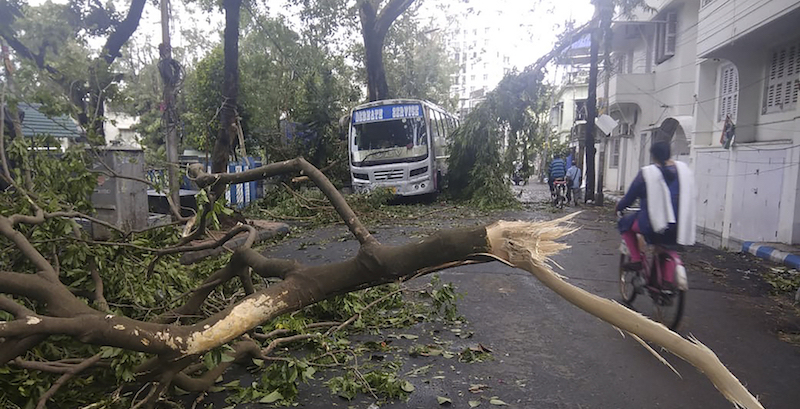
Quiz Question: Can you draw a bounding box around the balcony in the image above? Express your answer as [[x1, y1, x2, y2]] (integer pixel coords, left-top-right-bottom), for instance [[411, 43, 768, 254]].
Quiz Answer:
[[698, 0, 800, 58], [600, 72, 655, 109]]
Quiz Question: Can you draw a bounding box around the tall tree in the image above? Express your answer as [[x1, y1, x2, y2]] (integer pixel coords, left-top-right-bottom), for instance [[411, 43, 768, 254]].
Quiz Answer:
[[358, 0, 416, 101], [383, 9, 456, 108], [0, 0, 147, 140], [212, 0, 242, 174]]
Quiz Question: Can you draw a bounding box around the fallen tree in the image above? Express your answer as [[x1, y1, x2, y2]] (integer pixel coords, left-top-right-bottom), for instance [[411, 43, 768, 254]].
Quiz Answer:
[[0, 150, 765, 408]]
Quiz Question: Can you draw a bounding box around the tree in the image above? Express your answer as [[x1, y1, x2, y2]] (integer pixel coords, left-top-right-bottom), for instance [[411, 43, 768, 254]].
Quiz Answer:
[[211, 0, 242, 174], [0, 145, 764, 409], [0, 0, 147, 140], [382, 9, 457, 108], [358, 0, 416, 101]]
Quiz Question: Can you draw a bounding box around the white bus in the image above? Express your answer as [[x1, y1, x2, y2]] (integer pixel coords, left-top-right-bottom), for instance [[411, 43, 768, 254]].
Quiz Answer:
[[348, 99, 459, 197]]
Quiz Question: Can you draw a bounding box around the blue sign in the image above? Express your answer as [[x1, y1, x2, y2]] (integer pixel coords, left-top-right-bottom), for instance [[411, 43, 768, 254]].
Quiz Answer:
[[352, 104, 422, 124]]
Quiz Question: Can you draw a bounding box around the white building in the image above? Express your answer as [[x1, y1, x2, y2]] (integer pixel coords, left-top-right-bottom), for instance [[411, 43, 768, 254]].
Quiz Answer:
[[587, 0, 800, 247], [447, 0, 528, 116], [551, 69, 590, 145], [692, 0, 800, 247], [592, 0, 700, 195], [104, 111, 141, 147]]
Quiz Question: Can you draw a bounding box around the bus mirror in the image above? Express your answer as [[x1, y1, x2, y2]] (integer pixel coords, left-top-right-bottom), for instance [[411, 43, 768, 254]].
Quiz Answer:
[[338, 114, 350, 141]]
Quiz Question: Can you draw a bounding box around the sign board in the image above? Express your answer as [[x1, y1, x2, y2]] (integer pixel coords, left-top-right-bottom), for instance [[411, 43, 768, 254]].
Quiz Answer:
[[352, 104, 423, 124], [595, 114, 618, 136]]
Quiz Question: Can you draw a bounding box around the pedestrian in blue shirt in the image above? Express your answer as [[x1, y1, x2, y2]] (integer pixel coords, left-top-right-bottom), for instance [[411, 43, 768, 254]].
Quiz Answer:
[[566, 163, 582, 205]]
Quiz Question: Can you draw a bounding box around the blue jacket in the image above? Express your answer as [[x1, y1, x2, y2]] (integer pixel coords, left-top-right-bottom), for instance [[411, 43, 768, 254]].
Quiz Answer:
[[616, 165, 680, 244], [549, 158, 566, 179]]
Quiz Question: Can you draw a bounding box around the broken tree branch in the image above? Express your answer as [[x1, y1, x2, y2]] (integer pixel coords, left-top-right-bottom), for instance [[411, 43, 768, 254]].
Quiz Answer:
[[35, 353, 103, 409]]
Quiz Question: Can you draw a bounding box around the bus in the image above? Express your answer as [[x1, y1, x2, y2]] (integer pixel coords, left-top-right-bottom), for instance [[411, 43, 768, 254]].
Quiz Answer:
[[348, 99, 459, 197]]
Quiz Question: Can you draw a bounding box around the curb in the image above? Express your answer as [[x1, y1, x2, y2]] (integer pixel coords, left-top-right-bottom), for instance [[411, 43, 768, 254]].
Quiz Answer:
[[742, 242, 800, 270]]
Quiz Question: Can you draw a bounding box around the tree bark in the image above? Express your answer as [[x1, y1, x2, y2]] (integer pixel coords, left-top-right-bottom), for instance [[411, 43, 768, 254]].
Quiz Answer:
[[212, 0, 242, 174], [359, 0, 416, 101]]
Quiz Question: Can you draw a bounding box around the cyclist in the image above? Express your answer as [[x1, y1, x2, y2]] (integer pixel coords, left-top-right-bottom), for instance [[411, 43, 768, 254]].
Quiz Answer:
[[615, 141, 696, 271]]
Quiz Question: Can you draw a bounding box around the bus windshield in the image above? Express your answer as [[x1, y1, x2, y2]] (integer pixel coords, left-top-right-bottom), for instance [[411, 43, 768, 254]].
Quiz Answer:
[[350, 117, 428, 166]]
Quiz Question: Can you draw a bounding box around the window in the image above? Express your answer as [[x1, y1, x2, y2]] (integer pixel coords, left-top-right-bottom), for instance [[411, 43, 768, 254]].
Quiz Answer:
[[454, 76, 459, 85], [718, 63, 739, 122], [503, 56, 510, 64], [614, 51, 633, 74], [610, 138, 621, 168], [550, 102, 564, 128], [575, 100, 587, 121], [763, 42, 800, 114], [470, 75, 475, 81], [654, 11, 677, 64], [483, 74, 488, 80]]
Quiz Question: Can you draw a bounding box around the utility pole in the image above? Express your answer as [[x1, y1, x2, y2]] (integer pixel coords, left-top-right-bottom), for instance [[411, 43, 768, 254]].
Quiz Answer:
[[595, 0, 613, 206], [160, 0, 180, 218], [584, 20, 599, 203]]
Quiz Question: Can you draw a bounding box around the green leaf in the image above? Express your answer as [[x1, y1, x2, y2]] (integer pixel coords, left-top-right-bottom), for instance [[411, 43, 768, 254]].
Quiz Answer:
[[469, 401, 481, 408], [437, 396, 452, 405], [401, 381, 415, 392], [260, 390, 283, 403], [303, 366, 316, 380], [220, 354, 235, 363], [489, 398, 507, 406]]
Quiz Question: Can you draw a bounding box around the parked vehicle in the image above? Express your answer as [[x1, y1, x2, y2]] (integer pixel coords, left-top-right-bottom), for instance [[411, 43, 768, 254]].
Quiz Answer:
[[347, 99, 459, 197]]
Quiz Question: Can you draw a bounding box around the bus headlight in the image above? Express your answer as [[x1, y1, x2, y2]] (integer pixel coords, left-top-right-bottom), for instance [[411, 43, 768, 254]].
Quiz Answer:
[[410, 166, 428, 177]]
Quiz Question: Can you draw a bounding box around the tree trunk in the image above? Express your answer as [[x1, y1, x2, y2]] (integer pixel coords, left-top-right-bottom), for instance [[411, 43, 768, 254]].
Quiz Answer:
[[363, 31, 389, 101], [358, 0, 416, 102], [212, 0, 241, 174]]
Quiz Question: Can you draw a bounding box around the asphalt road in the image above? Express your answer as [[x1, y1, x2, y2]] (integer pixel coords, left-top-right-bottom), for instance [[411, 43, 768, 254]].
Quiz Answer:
[[203, 183, 800, 409]]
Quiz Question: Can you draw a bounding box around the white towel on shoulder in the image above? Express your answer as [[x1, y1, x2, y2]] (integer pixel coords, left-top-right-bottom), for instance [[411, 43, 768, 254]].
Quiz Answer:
[[641, 162, 696, 245]]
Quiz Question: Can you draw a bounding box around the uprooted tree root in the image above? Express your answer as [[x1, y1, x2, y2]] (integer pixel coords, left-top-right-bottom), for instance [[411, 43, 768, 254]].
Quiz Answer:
[[0, 157, 763, 409]]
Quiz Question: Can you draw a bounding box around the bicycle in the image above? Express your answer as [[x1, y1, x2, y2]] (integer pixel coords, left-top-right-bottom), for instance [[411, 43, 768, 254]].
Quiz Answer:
[[552, 178, 568, 209], [618, 208, 688, 330]]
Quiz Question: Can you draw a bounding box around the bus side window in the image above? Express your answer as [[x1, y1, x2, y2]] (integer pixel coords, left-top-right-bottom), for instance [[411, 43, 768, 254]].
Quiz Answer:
[[429, 110, 440, 144], [435, 111, 446, 147]]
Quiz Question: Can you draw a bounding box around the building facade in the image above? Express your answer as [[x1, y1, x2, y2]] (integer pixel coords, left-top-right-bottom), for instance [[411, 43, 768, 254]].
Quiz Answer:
[[560, 0, 800, 247], [447, 0, 528, 116], [692, 0, 800, 247]]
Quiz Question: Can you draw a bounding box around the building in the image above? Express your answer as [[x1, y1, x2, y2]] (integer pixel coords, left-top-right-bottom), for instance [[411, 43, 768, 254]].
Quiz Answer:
[[447, 0, 528, 116], [591, 0, 700, 195], [692, 0, 800, 247], [551, 69, 590, 145], [104, 111, 141, 147], [5, 102, 84, 150], [575, 0, 800, 247]]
